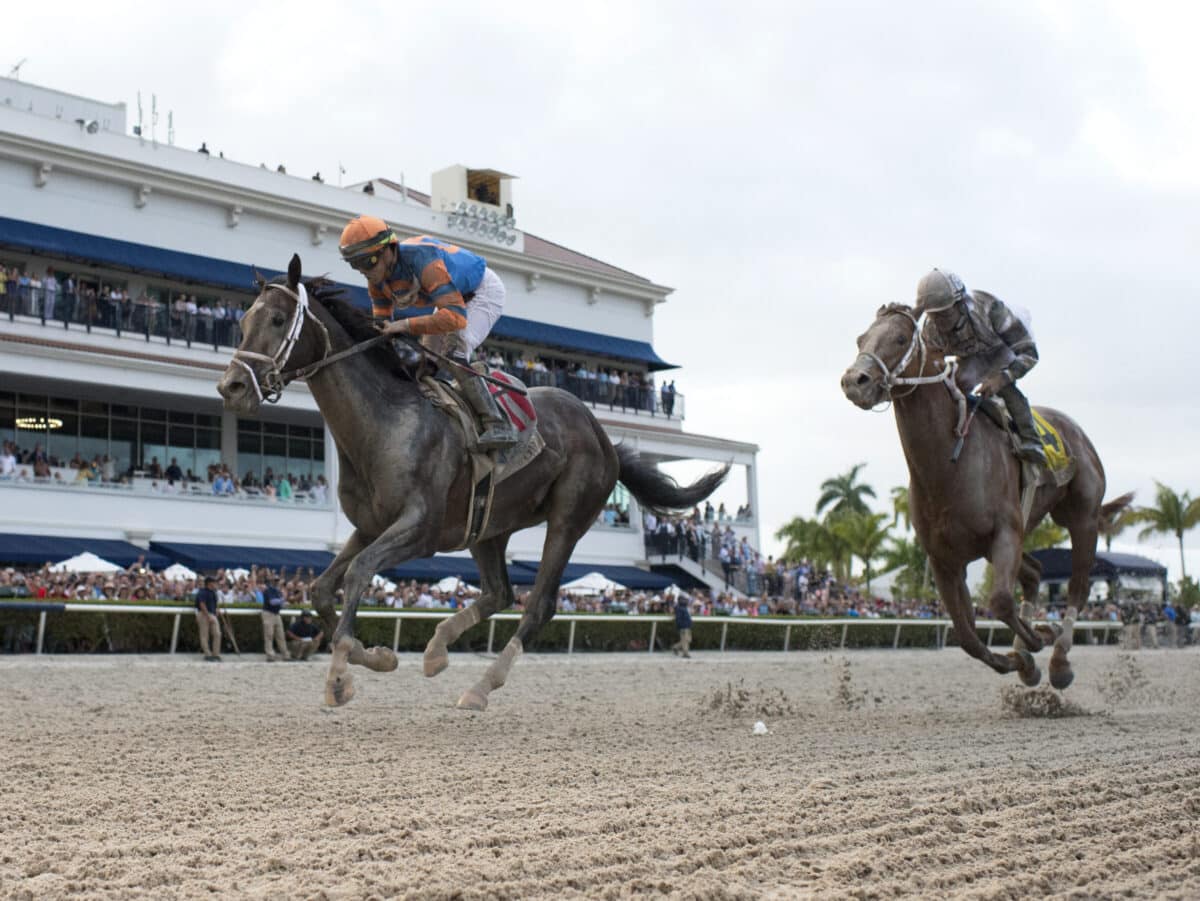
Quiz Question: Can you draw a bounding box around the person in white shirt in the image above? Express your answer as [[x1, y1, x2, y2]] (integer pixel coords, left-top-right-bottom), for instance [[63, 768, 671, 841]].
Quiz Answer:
[[42, 271, 58, 320], [0, 443, 15, 479]]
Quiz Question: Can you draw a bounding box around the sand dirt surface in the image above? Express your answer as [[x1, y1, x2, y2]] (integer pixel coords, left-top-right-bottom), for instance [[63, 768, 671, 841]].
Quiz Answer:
[[2, 646, 1199, 899]]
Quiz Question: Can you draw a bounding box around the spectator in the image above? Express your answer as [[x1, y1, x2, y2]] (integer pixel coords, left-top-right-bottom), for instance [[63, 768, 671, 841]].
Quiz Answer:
[[195, 576, 222, 662], [286, 611, 323, 660], [671, 595, 693, 658], [261, 575, 289, 662]]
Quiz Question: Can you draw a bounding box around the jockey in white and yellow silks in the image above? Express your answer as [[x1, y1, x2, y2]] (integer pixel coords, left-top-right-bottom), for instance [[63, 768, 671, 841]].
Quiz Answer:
[[338, 215, 517, 451]]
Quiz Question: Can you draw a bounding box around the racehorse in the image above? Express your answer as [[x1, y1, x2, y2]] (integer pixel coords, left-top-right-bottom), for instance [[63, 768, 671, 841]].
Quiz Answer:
[[841, 303, 1131, 688], [217, 255, 727, 709]]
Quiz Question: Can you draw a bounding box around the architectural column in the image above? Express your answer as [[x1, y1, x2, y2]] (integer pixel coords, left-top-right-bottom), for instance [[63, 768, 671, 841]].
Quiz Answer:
[[221, 410, 238, 475], [745, 459, 761, 548]]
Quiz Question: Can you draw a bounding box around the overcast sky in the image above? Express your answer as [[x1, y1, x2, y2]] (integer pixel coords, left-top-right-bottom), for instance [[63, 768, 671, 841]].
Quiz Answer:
[[8, 1, 1198, 581]]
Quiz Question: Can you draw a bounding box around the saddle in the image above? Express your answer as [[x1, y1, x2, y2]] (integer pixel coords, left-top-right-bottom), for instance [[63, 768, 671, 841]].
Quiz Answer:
[[978, 397, 1075, 523], [418, 365, 545, 549]]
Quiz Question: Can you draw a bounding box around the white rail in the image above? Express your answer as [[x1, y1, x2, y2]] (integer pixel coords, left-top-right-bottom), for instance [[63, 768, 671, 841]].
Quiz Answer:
[[1, 603, 1124, 656]]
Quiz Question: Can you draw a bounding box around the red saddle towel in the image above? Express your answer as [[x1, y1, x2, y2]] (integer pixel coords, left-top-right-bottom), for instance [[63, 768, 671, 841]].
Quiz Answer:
[[485, 370, 537, 433]]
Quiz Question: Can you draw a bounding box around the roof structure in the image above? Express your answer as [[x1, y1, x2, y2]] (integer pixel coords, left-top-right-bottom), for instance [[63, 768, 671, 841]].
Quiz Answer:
[[374, 178, 651, 282], [1031, 548, 1168, 582]]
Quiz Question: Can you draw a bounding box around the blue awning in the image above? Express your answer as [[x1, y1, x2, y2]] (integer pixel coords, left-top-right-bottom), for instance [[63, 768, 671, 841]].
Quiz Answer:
[[0, 215, 675, 370], [384, 556, 479, 582], [149, 541, 334, 573], [512, 560, 676, 590], [1031, 549, 1168, 581], [0, 533, 169, 568]]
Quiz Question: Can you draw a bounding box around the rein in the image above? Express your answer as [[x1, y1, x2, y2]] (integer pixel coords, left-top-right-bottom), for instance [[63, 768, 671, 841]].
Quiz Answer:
[[857, 308, 971, 442], [232, 282, 528, 403]]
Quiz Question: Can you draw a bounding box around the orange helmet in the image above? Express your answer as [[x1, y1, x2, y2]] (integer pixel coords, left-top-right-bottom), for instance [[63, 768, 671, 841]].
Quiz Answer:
[[338, 215, 397, 263]]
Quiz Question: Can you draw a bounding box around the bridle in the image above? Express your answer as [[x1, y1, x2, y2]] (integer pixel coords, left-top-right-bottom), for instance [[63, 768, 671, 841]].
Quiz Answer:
[[854, 307, 971, 437], [231, 282, 332, 404]]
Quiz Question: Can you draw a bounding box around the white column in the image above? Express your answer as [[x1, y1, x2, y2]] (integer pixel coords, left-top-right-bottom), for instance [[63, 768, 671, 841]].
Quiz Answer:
[[221, 410, 238, 475], [745, 456, 761, 549]]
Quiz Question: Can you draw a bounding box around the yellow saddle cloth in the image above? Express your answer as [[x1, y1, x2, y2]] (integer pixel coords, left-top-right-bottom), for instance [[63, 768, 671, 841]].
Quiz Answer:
[[1031, 409, 1072, 473]]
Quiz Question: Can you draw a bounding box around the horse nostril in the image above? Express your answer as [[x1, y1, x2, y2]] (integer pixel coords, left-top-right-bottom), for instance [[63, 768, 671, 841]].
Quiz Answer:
[[856, 373, 869, 386]]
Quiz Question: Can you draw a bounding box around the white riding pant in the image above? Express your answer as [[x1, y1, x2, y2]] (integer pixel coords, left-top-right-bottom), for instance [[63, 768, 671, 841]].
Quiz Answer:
[[453, 267, 505, 360]]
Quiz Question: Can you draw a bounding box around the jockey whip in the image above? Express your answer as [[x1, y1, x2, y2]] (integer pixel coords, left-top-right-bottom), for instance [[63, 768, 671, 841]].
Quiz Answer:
[[950, 393, 983, 463]]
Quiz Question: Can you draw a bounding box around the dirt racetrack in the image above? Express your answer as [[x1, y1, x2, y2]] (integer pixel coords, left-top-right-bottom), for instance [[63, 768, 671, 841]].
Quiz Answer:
[[2, 645, 1199, 899]]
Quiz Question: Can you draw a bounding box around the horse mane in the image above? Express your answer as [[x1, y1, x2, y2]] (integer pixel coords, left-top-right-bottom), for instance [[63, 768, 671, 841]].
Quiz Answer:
[[267, 275, 409, 378], [878, 301, 916, 319]]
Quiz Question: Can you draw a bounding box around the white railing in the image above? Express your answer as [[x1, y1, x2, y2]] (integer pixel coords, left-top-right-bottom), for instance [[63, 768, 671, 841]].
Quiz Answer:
[[5, 602, 1124, 656]]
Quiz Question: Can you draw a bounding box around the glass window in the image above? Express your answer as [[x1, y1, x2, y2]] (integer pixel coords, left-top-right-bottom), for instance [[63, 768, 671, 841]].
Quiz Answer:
[[110, 419, 137, 476], [141, 407, 166, 422], [167, 425, 195, 476], [140, 421, 166, 471], [0, 391, 14, 411], [49, 396, 79, 415], [169, 410, 195, 425], [262, 434, 286, 483], [195, 428, 221, 479], [16, 394, 46, 416], [263, 422, 286, 436], [80, 400, 108, 417], [195, 413, 221, 429], [47, 413, 79, 465], [0, 407, 15, 444], [79, 416, 109, 468], [110, 404, 138, 419]]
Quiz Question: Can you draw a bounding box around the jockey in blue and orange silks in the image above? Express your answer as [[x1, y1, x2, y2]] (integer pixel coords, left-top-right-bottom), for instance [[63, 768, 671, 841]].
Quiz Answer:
[[338, 215, 516, 450]]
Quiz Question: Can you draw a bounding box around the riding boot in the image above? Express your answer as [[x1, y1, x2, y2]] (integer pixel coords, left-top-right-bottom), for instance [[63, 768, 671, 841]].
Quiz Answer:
[[457, 372, 518, 451], [998, 382, 1047, 466]]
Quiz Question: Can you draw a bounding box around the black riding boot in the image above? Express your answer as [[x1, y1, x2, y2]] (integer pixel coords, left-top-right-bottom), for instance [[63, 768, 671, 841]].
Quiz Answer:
[[456, 370, 518, 451], [998, 382, 1047, 466]]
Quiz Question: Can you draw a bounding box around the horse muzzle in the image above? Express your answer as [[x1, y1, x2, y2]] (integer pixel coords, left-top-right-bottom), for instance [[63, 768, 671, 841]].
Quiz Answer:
[[841, 365, 883, 409], [217, 365, 263, 414]]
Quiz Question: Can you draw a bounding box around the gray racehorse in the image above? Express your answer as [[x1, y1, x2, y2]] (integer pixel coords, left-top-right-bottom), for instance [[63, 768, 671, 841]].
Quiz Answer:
[[217, 255, 727, 709]]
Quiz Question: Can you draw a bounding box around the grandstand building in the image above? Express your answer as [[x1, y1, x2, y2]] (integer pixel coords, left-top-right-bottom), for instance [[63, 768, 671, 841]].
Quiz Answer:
[[0, 76, 759, 591]]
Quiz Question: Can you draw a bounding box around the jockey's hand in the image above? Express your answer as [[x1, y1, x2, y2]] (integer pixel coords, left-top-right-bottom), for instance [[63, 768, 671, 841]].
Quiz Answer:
[[978, 372, 1011, 397], [378, 319, 410, 338]]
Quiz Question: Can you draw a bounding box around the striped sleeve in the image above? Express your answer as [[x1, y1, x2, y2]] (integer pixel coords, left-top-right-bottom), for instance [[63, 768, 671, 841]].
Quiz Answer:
[[990, 299, 1038, 380], [404, 258, 468, 336]]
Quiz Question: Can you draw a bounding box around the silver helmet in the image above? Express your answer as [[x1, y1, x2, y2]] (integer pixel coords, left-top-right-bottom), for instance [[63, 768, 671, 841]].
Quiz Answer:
[[915, 268, 967, 313]]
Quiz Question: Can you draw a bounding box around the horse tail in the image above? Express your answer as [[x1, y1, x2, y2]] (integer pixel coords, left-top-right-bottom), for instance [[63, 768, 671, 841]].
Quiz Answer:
[[1098, 491, 1135, 531], [615, 443, 730, 516]]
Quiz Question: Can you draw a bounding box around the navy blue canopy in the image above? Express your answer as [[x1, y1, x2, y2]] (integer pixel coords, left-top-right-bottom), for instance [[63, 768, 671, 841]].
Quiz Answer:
[[0, 533, 169, 568], [149, 541, 335, 573], [0, 215, 675, 369], [512, 560, 675, 590], [1031, 548, 1167, 582]]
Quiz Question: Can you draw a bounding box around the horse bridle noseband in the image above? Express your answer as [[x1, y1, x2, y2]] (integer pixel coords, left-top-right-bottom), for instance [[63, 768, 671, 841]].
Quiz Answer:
[[856, 307, 971, 436], [231, 282, 332, 404]]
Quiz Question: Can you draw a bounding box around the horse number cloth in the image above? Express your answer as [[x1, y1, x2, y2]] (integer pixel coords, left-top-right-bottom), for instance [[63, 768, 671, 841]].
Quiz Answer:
[[1031, 408, 1072, 473]]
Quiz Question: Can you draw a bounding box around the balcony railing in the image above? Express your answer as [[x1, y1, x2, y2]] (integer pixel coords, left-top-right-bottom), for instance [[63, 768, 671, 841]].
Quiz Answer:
[[0, 471, 332, 508], [1, 289, 685, 420]]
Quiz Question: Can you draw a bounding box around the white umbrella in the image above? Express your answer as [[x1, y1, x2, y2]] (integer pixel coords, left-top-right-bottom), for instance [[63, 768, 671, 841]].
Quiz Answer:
[[50, 551, 123, 574], [162, 562, 198, 581], [372, 574, 397, 591], [435, 575, 479, 594], [561, 571, 625, 596], [227, 567, 251, 581]]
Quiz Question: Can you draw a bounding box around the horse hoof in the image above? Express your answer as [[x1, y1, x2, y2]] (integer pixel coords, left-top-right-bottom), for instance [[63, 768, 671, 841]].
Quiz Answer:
[[1049, 660, 1075, 691], [1018, 660, 1042, 688], [367, 647, 398, 673], [424, 652, 449, 678], [456, 688, 488, 711], [324, 673, 356, 707]]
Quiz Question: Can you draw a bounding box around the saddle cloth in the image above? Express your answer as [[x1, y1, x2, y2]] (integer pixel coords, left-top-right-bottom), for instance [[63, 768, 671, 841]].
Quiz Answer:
[[1019, 407, 1075, 526], [418, 367, 545, 550]]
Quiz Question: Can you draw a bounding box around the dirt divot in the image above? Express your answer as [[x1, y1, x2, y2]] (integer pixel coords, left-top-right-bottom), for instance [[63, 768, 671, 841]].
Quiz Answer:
[[1000, 684, 1092, 718]]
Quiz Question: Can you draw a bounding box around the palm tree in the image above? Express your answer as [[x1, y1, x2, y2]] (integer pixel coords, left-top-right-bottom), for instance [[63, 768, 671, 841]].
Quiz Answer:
[[775, 516, 851, 581], [890, 485, 911, 531], [1127, 482, 1200, 579], [1023, 516, 1069, 551], [831, 511, 891, 593], [815, 463, 877, 518], [879, 534, 932, 600], [1099, 501, 1138, 552]]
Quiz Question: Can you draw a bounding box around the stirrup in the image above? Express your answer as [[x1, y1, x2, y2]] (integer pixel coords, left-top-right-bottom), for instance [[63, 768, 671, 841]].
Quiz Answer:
[[476, 422, 518, 450], [1017, 442, 1047, 465]]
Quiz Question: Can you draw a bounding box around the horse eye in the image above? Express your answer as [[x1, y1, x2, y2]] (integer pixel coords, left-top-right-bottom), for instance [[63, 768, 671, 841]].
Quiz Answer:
[[272, 313, 285, 327], [896, 336, 906, 345]]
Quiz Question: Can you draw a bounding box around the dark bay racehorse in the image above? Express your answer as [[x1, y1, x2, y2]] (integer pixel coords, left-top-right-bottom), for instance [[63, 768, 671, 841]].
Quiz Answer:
[[217, 255, 727, 709], [841, 304, 1131, 688]]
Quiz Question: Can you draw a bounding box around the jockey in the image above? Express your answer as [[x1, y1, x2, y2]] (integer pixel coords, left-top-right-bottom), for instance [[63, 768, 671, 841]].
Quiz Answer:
[[338, 215, 517, 451], [915, 269, 1047, 466]]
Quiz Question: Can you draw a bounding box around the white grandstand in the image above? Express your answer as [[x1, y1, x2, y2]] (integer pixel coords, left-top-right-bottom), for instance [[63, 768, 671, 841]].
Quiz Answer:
[[0, 76, 759, 591]]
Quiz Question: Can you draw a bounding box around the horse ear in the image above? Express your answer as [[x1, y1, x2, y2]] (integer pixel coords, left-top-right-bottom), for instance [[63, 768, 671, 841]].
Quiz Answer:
[[252, 268, 266, 291], [287, 254, 302, 290]]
